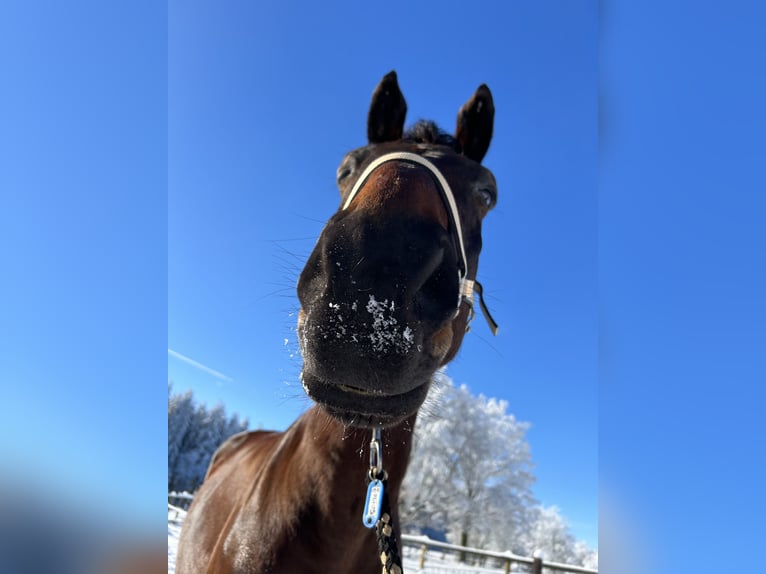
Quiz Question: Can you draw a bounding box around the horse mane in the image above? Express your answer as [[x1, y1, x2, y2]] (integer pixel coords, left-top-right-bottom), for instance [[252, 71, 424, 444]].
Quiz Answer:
[[403, 120, 457, 150]]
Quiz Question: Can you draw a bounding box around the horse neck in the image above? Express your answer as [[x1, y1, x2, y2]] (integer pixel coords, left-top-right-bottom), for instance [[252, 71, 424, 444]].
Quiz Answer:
[[292, 406, 416, 511], [269, 405, 415, 550], [238, 407, 416, 572]]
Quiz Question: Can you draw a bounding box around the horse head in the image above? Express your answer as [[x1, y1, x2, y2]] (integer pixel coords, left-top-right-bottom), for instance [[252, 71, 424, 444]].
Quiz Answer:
[[297, 71, 497, 428]]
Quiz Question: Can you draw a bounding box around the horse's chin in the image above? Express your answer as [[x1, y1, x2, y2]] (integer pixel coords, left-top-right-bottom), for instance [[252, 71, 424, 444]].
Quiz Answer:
[[300, 372, 429, 428]]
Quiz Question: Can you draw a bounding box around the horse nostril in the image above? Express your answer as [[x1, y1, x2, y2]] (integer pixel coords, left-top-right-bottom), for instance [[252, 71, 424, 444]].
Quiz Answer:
[[416, 266, 458, 322], [411, 239, 459, 324], [405, 240, 445, 296]]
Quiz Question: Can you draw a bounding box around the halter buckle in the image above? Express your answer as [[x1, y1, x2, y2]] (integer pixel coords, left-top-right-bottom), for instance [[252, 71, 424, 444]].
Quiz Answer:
[[368, 427, 386, 480]]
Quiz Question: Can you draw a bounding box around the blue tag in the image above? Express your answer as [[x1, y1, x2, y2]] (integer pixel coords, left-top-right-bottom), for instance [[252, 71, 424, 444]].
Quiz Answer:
[[362, 479, 384, 528]]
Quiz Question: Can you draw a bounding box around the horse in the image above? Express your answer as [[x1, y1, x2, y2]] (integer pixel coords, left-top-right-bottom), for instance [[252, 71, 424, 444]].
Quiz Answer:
[[176, 70, 499, 574]]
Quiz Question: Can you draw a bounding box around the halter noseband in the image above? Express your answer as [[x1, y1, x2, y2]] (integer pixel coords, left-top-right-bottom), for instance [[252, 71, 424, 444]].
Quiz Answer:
[[342, 151, 498, 335]]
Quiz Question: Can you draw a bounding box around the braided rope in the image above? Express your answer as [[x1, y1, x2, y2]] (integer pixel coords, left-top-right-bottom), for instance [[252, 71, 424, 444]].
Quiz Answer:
[[373, 477, 403, 574], [364, 429, 403, 573]]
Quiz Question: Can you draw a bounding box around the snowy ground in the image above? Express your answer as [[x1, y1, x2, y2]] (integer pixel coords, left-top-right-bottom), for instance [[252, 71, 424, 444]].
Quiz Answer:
[[168, 505, 186, 573], [169, 504, 530, 574]]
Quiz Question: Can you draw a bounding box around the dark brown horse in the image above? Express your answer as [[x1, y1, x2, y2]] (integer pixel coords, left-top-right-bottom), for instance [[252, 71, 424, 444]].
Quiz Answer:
[[176, 71, 498, 574]]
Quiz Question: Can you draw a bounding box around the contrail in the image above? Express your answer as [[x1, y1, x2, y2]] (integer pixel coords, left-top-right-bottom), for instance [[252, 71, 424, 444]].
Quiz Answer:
[[168, 349, 233, 382]]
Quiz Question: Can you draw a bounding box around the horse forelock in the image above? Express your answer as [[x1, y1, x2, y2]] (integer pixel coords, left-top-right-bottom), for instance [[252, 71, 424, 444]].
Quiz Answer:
[[403, 120, 456, 149]]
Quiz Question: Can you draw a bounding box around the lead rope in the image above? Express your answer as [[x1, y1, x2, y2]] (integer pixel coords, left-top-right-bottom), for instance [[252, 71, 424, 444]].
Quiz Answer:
[[363, 428, 403, 574]]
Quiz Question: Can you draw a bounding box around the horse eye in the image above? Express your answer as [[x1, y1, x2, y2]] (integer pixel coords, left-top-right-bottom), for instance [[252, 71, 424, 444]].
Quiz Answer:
[[477, 188, 495, 208], [337, 167, 352, 184]]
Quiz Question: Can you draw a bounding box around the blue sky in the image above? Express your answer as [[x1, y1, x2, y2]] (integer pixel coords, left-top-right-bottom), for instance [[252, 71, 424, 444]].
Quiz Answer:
[[1, 0, 166, 531], [599, 3, 766, 570], [2, 1, 765, 571], [168, 1, 598, 548]]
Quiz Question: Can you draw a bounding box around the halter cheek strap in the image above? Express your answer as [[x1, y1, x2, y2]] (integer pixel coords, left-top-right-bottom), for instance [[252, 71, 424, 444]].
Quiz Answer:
[[342, 151, 498, 336]]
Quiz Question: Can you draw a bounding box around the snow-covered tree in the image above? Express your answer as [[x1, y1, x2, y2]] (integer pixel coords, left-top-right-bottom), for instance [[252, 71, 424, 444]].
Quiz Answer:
[[521, 505, 597, 568], [400, 372, 597, 569], [400, 372, 536, 553], [168, 383, 195, 489], [523, 505, 577, 563], [573, 539, 599, 571], [168, 383, 249, 493]]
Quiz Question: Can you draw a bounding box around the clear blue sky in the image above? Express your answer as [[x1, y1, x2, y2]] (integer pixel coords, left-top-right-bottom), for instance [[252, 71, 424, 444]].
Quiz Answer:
[[2, 1, 764, 570], [168, 1, 598, 548], [1, 0, 166, 532]]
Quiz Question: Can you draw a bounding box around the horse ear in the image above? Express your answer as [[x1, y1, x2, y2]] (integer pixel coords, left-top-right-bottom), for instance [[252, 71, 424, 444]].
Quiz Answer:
[[455, 84, 494, 163], [367, 71, 407, 143]]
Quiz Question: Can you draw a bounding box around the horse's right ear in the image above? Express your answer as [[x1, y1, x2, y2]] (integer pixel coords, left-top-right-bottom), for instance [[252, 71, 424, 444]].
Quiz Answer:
[[455, 84, 494, 163], [367, 71, 407, 144]]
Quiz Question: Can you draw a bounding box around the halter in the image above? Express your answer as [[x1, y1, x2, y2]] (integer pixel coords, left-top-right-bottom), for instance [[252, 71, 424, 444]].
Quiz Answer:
[[342, 151, 499, 335]]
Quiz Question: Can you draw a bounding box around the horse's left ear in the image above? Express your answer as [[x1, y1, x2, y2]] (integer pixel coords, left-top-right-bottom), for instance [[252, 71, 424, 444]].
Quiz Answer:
[[455, 84, 494, 163]]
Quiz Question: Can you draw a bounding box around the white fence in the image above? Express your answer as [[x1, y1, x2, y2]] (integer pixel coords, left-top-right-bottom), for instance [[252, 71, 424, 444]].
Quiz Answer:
[[168, 497, 596, 574], [399, 534, 597, 574]]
